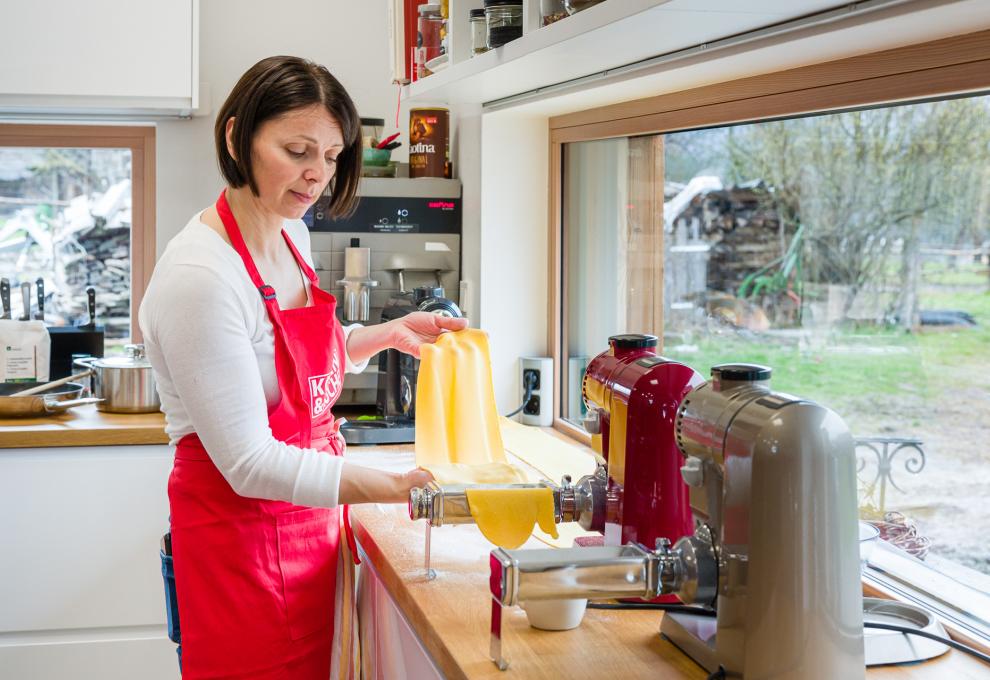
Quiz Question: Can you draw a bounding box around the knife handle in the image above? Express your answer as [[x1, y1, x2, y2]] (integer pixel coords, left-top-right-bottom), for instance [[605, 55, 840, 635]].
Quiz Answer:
[[87, 287, 96, 326], [36, 278, 45, 321], [20, 282, 31, 321], [0, 278, 9, 318]]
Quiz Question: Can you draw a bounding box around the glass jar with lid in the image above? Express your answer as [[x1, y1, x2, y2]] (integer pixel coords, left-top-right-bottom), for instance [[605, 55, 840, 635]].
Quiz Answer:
[[484, 0, 523, 49], [469, 8, 488, 56], [360, 117, 384, 149], [416, 3, 443, 79], [563, 0, 606, 14]]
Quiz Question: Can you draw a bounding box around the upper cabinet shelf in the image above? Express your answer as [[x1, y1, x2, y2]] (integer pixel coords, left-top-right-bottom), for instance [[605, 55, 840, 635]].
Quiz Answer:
[[0, 0, 199, 118], [402, 0, 851, 106]]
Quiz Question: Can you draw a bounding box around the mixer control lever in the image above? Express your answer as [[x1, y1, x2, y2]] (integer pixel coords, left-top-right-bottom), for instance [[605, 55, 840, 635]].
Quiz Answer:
[[582, 406, 601, 434]]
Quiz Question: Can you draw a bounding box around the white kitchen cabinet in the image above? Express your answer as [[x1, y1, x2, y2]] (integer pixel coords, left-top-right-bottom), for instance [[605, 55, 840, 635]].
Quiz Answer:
[[0, 445, 178, 680], [0, 0, 198, 117], [356, 552, 443, 680]]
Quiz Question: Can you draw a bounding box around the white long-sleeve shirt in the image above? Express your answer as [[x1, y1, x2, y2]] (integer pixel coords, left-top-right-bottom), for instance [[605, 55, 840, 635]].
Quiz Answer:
[[139, 213, 367, 508]]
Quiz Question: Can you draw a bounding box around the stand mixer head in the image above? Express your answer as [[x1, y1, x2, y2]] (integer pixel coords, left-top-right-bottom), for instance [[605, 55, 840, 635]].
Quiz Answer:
[[666, 363, 865, 678], [580, 334, 704, 548]]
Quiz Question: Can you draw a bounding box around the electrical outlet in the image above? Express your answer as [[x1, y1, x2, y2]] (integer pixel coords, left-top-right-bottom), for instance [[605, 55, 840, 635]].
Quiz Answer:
[[519, 357, 553, 426]]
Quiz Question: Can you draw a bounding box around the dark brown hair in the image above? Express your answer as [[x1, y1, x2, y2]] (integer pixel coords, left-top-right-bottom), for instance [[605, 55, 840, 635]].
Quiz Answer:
[[215, 56, 362, 218]]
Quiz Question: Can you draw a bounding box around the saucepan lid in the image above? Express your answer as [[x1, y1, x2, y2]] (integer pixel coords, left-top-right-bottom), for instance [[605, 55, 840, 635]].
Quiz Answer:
[[83, 344, 152, 369]]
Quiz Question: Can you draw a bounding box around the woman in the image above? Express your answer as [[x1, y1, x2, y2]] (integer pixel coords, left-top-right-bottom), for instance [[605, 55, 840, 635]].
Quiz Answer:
[[139, 56, 465, 679]]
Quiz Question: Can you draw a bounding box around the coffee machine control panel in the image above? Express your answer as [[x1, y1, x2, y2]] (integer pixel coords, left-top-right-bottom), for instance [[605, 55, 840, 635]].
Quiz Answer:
[[311, 196, 460, 234], [306, 178, 461, 235]]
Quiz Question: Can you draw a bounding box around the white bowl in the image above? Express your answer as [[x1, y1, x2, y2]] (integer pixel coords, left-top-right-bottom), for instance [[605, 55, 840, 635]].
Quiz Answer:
[[520, 598, 588, 630]]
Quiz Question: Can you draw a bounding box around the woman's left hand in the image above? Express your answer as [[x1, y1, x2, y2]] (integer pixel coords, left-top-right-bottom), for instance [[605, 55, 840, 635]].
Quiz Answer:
[[388, 312, 468, 358], [344, 312, 469, 365]]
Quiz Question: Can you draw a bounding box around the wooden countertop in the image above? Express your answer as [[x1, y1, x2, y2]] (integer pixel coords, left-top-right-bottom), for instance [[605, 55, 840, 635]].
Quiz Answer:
[[348, 446, 990, 680], [0, 404, 168, 448]]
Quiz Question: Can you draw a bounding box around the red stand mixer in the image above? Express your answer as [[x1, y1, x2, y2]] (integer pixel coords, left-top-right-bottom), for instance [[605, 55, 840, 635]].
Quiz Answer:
[[573, 333, 703, 557]]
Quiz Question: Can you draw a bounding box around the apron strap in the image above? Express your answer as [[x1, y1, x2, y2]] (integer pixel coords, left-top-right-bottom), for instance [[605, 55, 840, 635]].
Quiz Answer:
[[217, 190, 277, 295], [282, 227, 321, 285], [215, 190, 313, 447], [342, 505, 360, 565]]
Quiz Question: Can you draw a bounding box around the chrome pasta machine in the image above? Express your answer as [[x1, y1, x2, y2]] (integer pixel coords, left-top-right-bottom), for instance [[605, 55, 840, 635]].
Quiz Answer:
[[408, 334, 703, 576]]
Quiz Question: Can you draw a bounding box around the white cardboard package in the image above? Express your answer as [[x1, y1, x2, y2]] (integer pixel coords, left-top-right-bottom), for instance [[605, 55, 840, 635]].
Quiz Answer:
[[0, 319, 50, 382]]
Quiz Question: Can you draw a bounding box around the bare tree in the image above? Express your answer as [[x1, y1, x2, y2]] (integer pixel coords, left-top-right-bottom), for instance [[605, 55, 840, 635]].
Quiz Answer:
[[727, 97, 990, 325]]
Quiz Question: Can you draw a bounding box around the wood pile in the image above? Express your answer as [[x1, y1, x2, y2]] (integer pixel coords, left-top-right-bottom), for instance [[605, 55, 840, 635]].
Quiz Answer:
[[60, 223, 131, 336], [0, 180, 132, 337], [671, 181, 794, 294]]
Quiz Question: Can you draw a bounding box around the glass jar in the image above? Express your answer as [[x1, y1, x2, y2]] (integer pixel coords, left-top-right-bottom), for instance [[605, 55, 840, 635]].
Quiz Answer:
[[416, 3, 443, 79], [484, 0, 523, 49], [470, 9, 488, 56], [360, 117, 384, 149], [439, 0, 449, 55], [563, 0, 606, 15], [540, 0, 567, 26]]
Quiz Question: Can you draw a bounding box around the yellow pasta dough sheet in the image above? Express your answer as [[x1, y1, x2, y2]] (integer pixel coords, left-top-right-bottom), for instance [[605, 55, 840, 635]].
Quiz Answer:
[[499, 417, 601, 548], [415, 329, 559, 549], [423, 462, 532, 485], [465, 487, 559, 549], [499, 417, 599, 481], [415, 329, 506, 467]]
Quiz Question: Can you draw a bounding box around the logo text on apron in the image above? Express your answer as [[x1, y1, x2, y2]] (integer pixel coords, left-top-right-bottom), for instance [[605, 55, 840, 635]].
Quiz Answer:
[[309, 354, 342, 418]]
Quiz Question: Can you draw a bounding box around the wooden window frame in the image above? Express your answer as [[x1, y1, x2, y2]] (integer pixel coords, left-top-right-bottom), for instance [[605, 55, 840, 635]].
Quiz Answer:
[[0, 124, 156, 343], [547, 28, 990, 443]]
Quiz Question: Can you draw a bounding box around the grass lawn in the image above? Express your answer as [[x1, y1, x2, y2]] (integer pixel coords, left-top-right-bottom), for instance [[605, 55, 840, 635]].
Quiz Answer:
[[664, 265, 990, 429]]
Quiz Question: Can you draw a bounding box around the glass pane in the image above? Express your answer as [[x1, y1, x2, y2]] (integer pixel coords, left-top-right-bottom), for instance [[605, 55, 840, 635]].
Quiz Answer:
[[562, 136, 662, 423], [0, 147, 133, 351], [661, 96, 990, 587]]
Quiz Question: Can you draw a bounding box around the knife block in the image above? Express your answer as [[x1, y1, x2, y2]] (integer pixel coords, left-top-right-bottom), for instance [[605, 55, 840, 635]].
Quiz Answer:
[[48, 326, 104, 379]]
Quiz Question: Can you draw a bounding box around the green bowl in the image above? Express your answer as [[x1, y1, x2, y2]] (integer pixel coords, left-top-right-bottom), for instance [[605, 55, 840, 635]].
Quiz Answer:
[[363, 147, 392, 167]]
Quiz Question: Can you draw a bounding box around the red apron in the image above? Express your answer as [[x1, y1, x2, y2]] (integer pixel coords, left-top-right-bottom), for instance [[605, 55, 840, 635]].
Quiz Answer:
[[169, 191, 355, 679]]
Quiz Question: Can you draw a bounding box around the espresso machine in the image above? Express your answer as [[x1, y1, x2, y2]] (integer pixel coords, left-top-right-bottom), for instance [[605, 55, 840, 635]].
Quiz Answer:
[[306, 177, 462, 443], [408, 334, 703, 582], [486, 363, 866, 678]]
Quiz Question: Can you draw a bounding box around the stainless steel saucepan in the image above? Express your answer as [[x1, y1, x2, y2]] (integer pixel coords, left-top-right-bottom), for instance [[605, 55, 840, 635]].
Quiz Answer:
[[0, 381, 102, 418], [75, 344, 161, 414]]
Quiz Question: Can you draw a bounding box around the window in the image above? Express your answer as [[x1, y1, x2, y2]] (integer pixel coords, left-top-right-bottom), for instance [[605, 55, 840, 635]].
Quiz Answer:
[[561, 137, 663, 418], [0, 125, 156, 351], [551, 30, 990, 641], [661, 96, 990, 597]]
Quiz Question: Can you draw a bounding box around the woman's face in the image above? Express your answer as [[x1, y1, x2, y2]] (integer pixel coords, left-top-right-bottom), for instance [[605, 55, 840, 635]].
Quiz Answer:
[[232, 103, 345, 220]]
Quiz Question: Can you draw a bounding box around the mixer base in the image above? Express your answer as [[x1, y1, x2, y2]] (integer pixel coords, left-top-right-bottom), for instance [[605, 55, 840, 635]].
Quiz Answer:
[[660, 598, 950, 672], [659, 611, 718, 674]]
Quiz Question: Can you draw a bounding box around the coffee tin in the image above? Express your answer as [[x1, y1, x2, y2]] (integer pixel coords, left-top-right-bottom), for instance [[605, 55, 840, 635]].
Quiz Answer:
[[409, 107, 449, 178]]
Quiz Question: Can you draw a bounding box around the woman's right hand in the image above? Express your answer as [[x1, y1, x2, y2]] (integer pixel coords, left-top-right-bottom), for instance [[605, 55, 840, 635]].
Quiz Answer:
[[402, 467, 435, 492], [338, 463, 435, 505]]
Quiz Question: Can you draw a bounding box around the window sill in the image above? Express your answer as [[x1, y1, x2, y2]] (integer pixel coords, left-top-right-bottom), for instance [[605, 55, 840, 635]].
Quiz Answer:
[[864, 539, 990, 654]]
